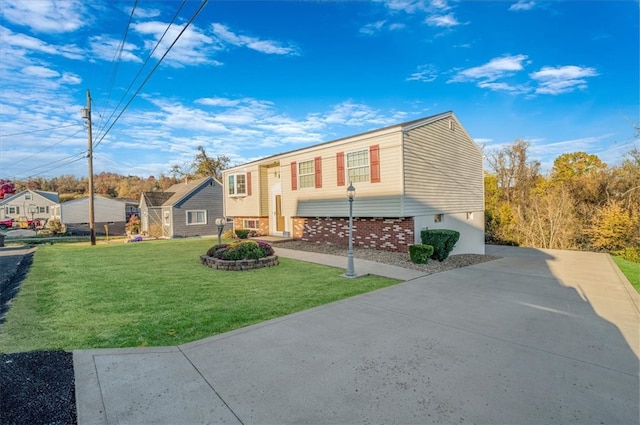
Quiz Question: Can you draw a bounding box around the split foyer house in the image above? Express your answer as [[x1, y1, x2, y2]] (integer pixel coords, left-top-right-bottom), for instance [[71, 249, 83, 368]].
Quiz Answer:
[[139, 176, 224, 238], [0, 189, 60, 222], [223, 111, 485, 254]]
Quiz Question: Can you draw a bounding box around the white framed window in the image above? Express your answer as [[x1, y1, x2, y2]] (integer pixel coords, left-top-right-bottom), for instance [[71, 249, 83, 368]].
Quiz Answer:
[[434, 214, 444, 223], [186, 210, 207, 225], [163, 210, 170, 226], [298, 160, 314, 188], [25, 194, 32, 200], [38, 206, 49, 214], [243, 219, 259, 229], [6, 206, 18, 214], [228, 173, 247, 196], [346, 149, 370, 183]]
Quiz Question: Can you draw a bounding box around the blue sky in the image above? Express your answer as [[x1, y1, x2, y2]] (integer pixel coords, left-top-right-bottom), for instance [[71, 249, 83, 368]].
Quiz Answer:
[[0, 0, 638, 180]]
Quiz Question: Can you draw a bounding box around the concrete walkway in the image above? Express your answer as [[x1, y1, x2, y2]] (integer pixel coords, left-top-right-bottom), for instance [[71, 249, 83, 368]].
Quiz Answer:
[[74, 246, 639, 425]]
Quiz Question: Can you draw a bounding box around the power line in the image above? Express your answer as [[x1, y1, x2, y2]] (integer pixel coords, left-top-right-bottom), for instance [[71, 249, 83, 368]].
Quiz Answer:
[[9, 127, 85, 168], [12, 152, 87, 179], [94, 0, 188, 143], [93, 0, 209, 149], [96, 0, 140, 135], [0, 123, 80, 138]]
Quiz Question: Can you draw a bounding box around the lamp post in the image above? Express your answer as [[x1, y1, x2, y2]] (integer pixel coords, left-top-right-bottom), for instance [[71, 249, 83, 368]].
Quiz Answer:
[[345, 183, 356, 277], [215, 218, 226, 246]]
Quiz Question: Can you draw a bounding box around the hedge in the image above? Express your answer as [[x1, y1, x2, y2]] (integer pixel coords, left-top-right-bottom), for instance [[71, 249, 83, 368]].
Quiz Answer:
[[409, 244, 434, 264], [420, 229, 460, 262]]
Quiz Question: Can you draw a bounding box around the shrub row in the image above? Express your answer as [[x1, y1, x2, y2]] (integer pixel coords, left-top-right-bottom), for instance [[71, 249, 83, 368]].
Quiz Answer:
[[613, 246, 640, 263], [420, 229, 460, 262]]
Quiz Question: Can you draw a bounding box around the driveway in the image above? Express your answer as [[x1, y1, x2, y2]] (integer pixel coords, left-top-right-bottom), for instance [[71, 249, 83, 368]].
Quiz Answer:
[[75, 246, 639, 424]]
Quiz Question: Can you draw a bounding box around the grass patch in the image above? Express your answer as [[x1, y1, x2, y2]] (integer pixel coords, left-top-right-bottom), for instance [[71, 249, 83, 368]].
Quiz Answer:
[[612, 256, 639, 294], [0, 238, 399, 353]]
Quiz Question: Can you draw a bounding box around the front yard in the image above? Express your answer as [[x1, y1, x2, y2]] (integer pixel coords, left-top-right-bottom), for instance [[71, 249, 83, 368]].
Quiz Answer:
[[0, 238, 398, 353]]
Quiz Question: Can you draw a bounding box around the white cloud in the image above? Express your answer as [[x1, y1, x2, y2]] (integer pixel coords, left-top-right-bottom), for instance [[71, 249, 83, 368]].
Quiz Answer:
[[0, 0, 87, 33], [449, 54, 529, 83], [133, 21, 220, 67], [360, 20, 406, 35], [509, 1, 536, 12], [426, 13, 460, 27], [377, 0, 430, 14], [360, 20, 387, 35], [478, 81, 527, 94], [211, 23, 299, 56], [89, 36, 142, 63], [530, 65, 598, 95], [407, 65, 438, 82], [22, 65, 60, 78], [0, 26, 84, 60]]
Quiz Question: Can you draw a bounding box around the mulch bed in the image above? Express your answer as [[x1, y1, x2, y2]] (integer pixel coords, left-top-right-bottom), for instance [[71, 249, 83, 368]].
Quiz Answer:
[[0, 350, 77, 425]]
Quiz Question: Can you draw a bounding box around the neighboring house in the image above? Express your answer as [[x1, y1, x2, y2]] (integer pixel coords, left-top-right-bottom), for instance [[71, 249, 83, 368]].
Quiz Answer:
[[223, 111, 485, 254], [0, 189, 60, 222], [139, 176, 224, 238], [60, 196, 139, 235]]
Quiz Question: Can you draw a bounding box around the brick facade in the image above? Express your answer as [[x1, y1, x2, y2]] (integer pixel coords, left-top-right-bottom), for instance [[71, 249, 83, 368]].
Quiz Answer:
[[233, 217, 269, 236], [296, 217, 414, 253]]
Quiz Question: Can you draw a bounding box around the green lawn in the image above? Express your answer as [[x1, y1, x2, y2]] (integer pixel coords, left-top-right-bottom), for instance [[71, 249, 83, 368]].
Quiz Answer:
[[0, 238, 398, 353], [612, 256, 640, 294]]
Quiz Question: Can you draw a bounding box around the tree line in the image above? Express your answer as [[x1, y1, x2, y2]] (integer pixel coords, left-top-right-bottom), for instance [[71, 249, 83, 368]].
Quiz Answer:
[[485, 139, 639, 253], [5, 143, 638, 253], [9, 146, 229, 203]]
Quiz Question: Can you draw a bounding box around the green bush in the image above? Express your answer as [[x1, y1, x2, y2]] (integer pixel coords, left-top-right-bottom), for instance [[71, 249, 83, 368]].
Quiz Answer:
[[206, 240, 274, 260], [235, 229, 250, 239], [613, 246, 640, 263], [409, 244, 434, 264], [420, 229, 460, 262]]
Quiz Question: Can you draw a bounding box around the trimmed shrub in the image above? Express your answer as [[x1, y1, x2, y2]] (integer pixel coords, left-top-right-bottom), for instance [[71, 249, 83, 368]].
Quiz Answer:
[[420, 229, 460, 262], [235, 229, 250, 239], [409, 244, 434, 264], [205, 240, 274, 261]]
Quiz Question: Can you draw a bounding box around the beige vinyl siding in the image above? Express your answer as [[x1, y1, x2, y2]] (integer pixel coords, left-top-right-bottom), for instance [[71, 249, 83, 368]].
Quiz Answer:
[[279, 130, 404, 217], [223, 166, 261, 217], [402, 116, 483, 215]]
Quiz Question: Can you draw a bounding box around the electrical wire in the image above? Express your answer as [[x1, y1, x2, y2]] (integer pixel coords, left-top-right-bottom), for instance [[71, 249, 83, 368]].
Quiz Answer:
[[95, 0, 140, 135], [0, 123, 79, 138], [94, 0, 188, 143], [9, 127, 85, 168], [12, 152, 87, 179], [93, 0, 209, 149]]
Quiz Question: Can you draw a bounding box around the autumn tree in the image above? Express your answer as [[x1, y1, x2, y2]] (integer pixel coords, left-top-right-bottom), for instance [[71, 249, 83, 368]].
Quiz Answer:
[[587, 200, 639, 251], [190, 146, 230, 181]]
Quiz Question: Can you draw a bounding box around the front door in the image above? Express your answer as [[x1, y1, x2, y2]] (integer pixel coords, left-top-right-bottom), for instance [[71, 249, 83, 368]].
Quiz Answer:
[[275, 195, 284, 232]]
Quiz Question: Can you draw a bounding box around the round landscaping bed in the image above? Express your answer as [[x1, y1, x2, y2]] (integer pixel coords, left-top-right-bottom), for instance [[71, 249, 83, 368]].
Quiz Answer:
[[200, 254, 279, 271], [201, 240, 279, 271]]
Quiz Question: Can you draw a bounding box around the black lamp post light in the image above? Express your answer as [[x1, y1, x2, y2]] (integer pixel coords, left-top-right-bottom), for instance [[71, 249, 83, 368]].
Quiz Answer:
[[345, 182, 356, 278]]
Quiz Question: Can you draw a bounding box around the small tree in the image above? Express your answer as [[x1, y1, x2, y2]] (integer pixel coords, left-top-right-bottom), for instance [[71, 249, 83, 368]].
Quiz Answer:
[[125, 215, 141, 235], [587, 200, 639, 251]]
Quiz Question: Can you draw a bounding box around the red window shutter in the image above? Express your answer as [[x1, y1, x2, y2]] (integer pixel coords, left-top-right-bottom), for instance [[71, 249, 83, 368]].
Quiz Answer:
[[370, 144, 381, 183], [246, 172, 252, 196], [336, 152, 345, 186], [314, 156, 322, 188], [291, 161, 297, 191]]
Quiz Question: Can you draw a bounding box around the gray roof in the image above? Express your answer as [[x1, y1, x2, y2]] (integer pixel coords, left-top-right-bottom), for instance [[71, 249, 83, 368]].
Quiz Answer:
[[142, 176, 218, 207], [0, 189, 59, 205]]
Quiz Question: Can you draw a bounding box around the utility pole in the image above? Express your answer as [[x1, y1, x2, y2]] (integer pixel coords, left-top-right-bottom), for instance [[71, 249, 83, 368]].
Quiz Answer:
[[82, 89, 96, 245]]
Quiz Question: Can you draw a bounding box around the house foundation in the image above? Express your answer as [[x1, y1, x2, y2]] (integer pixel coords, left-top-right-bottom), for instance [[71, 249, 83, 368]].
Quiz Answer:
[[295, 217, 414, 253]]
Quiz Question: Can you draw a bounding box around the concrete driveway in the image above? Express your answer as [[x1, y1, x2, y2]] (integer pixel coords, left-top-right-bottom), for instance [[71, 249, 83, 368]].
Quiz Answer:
[[75, 246, 639, 424]]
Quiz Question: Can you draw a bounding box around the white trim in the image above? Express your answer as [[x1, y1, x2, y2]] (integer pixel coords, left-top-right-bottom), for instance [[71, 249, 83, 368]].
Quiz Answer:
[[186, 210, 207, 225], [345, 148, 370, 184], [228, 173, 247, 197], [297, 158, 315, 189]]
